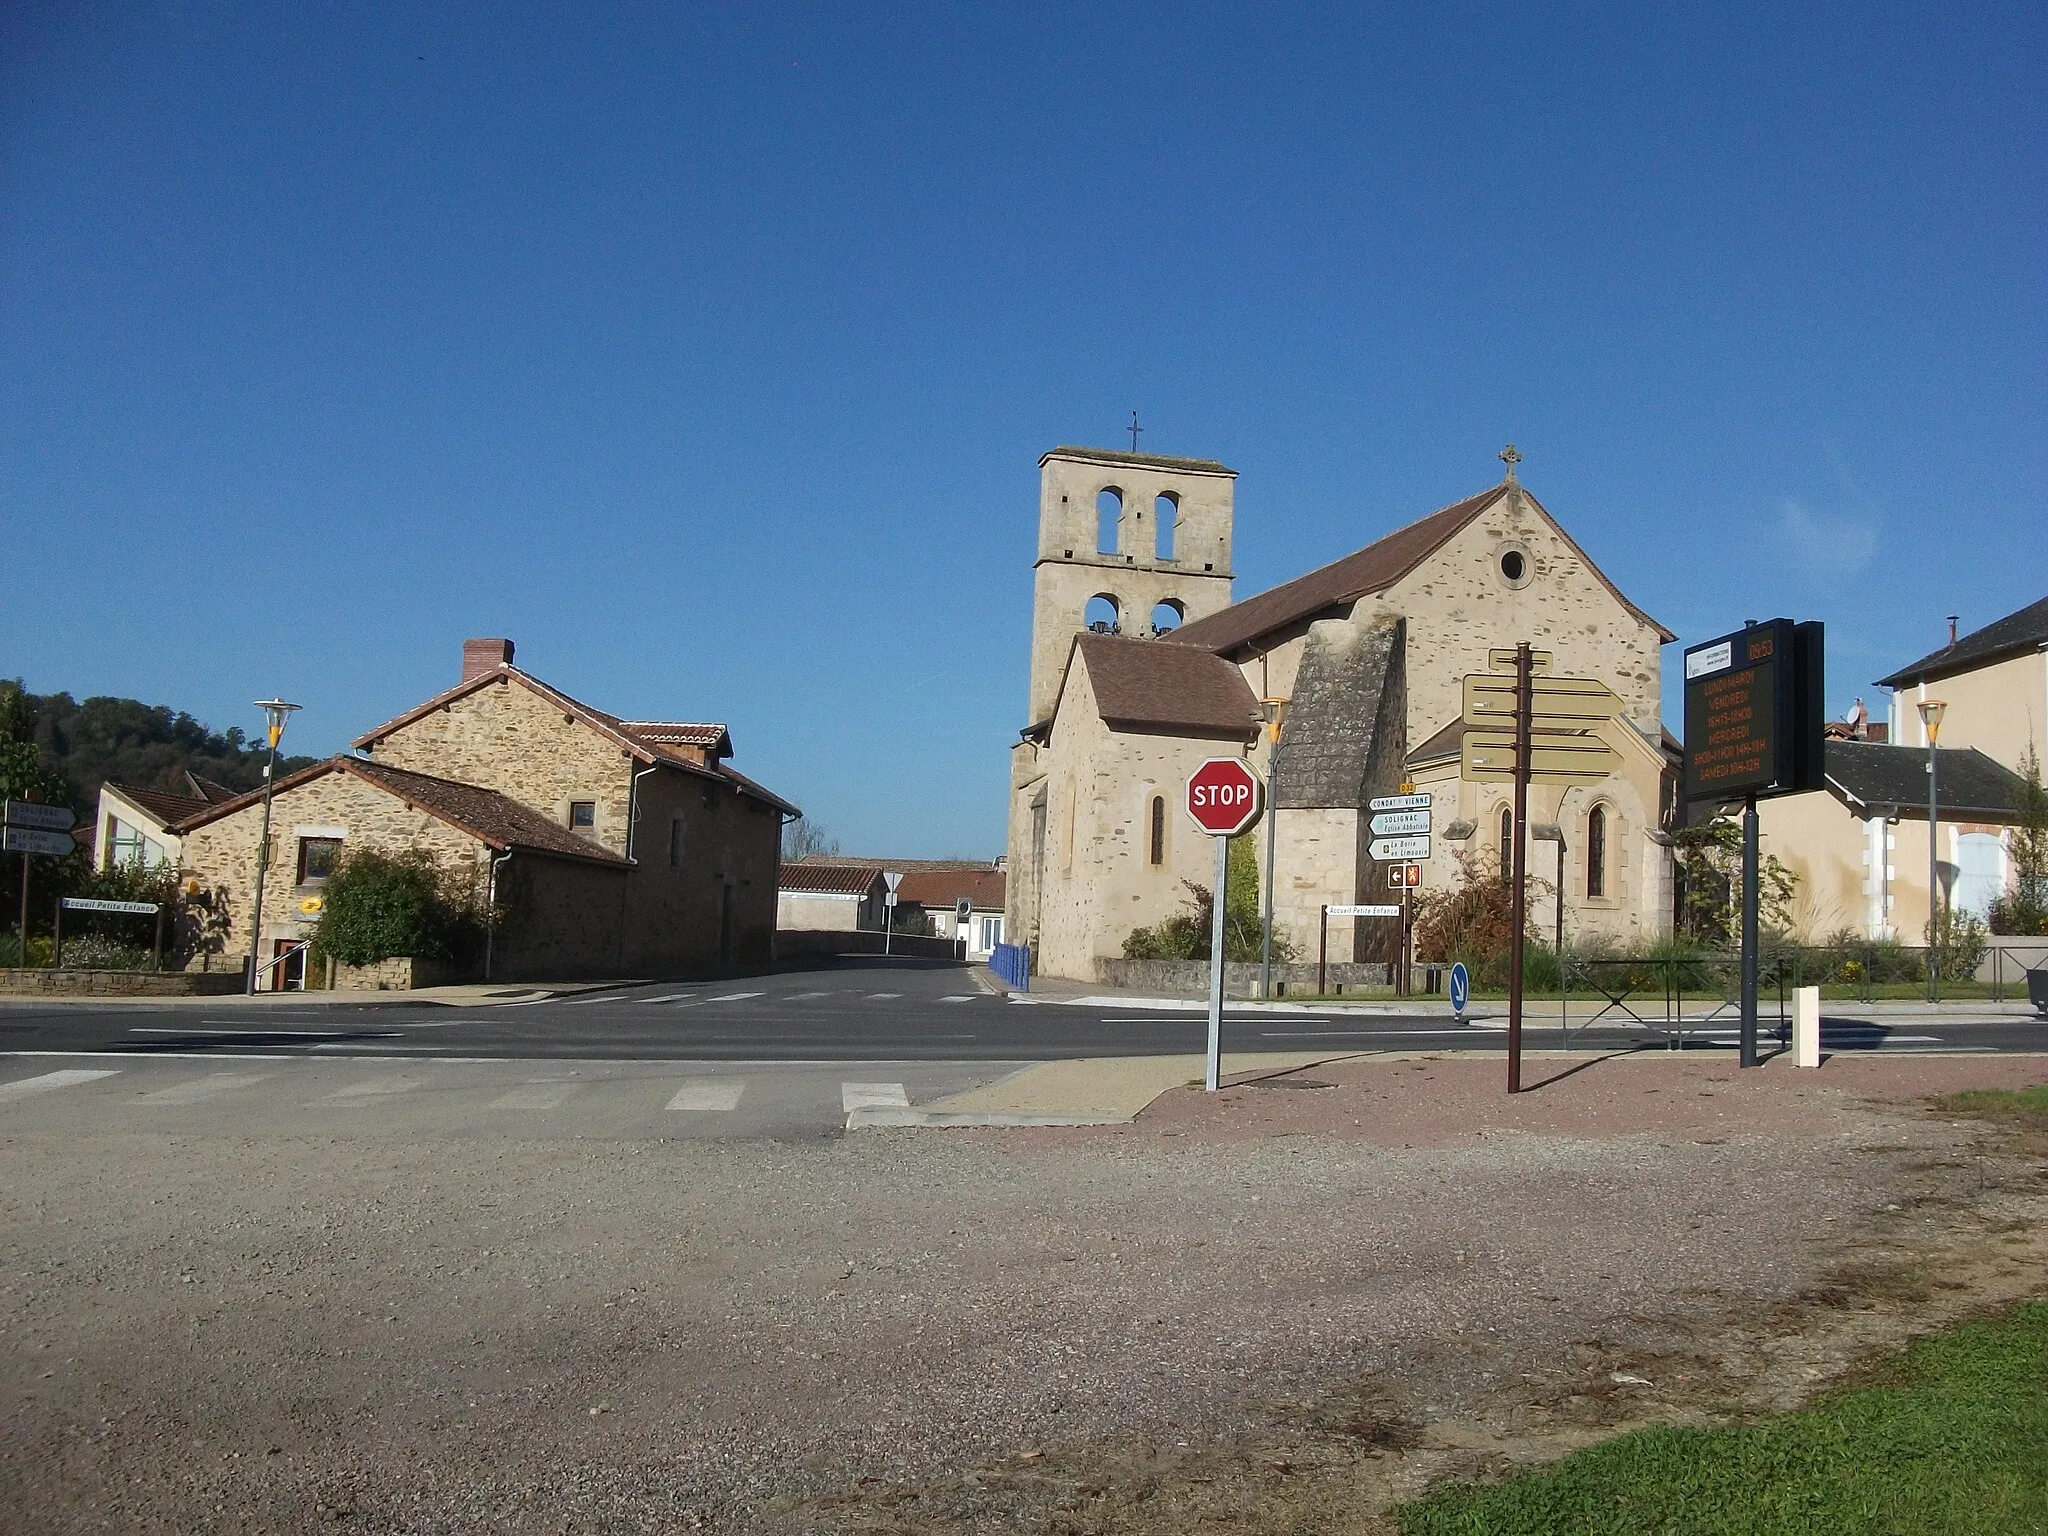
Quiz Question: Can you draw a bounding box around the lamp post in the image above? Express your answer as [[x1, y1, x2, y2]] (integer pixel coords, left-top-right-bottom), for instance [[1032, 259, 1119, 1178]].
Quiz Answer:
[[1918, 697, 1946, 1002], [245, 698, 301, 994]]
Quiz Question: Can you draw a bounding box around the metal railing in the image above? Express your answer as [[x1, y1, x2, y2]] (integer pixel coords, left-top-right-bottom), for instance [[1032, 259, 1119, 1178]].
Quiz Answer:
[[989, 942, 1031, 992]]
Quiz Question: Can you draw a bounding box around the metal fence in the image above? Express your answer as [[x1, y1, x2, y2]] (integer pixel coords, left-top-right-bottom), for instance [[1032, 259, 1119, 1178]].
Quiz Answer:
[[989, 942, 1031, 992]]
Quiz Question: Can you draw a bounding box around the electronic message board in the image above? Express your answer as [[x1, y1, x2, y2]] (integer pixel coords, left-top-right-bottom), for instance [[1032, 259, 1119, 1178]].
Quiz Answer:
[[1683, 619, 1824, 803]]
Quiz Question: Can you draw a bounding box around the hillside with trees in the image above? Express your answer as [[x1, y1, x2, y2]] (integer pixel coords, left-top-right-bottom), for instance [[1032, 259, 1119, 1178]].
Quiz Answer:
[[0, 680, 316, 812]]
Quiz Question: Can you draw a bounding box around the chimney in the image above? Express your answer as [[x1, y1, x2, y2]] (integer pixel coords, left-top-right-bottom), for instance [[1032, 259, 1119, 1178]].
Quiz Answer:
[[1946, 614, 1959, 647], [462, 638, 514, 682]]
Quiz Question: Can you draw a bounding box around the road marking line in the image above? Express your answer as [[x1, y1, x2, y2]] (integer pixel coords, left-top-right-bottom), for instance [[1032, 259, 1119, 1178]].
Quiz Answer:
[[564, 995, 622, 1005], [1261, 1028, 1477, 1038], [841, 1082, 908, 1112], [320, 1076, 423, 1101], [705, 992, 765, 1003], [666, 1080, 745, 1111], [0, 1069, 119, 1102], [785, 991, 832, 1000], [131, 1026, 394, 1039], [863, 993, 902, 1000], [938, 996, 977, 1003], [490, 1083, 579, 1110], [136, 1072, 268, 1104], [641, 994, 698, 1005]]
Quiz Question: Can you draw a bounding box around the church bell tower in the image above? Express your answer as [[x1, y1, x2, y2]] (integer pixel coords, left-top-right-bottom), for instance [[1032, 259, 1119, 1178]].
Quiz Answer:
[[1025, 446, 1238, 722]]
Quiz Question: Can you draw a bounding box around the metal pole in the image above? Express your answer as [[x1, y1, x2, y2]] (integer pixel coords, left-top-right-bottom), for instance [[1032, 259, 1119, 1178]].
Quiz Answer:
[[1401, 885, 1413, 996], [17, 852, 27, 967], [153, 906, 164, 972], [1508, 642, 1531, 1094], [1556, 837, 1567, 1048], [53, 897, 62, 970], [246, 741, 281, 994], [1317, 904, 1328, 995], [1206, 833, 1228, 1091], [1740, 794, 1759, 1067], [1928, 742, 1940, 1003], [1260, 736, 1280, 998]]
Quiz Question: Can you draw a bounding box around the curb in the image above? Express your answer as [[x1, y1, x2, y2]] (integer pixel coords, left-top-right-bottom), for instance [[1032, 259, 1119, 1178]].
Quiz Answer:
[[846, 1108, 1130, 1129]]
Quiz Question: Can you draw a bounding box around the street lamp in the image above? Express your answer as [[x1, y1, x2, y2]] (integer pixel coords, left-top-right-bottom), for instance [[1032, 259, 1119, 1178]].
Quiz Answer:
[[245, 698, 301, 994], [1918, 697, 1946, 1002]]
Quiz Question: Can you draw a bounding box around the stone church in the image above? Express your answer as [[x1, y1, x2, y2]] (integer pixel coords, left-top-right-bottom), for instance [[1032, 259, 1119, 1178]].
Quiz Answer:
[[1006, 444, 1680, 982]]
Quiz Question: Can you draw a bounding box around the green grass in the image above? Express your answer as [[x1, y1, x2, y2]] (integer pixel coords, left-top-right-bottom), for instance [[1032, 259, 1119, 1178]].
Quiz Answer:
[[1936, 1084, 2048, 1132], [1396, 1302, 2048, 1536]]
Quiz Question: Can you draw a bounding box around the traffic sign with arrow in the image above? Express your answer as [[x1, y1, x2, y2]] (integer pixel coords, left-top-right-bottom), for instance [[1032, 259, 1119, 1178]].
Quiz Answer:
[[2, 801, 75, 833], [1368, 809, 1430, 836], [2, 827, 74, 857], [1368, 834, 1430, 861], [1461, 731, 1617, 784], [1462, 672, 1622, 729]]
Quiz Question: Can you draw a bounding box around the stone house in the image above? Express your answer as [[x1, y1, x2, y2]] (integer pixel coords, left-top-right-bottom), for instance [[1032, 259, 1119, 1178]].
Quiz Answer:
[[895, 865, 1008, 958], [1008, 447, 1678, 982], [176, 638, 798, 986], [777, 863, 887, 933]]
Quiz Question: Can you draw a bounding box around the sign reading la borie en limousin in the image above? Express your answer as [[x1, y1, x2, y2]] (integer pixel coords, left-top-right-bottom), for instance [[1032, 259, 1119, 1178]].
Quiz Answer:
[[1681, 619, 1825, 804]]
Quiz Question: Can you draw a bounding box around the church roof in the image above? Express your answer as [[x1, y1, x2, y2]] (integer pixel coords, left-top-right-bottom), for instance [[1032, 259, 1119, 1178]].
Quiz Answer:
[[1040, 446, 1235, 476], [1070, 632, 1261, 738], [1164, 481, 1674, 658], [1875, 595, 2048, 689]]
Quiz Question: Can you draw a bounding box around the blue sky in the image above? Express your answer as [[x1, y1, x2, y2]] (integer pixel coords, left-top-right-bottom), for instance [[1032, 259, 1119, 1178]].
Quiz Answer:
[[3, 3, 2042, 856]]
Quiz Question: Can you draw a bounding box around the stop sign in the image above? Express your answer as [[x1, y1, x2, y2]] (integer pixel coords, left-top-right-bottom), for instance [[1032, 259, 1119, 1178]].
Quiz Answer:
[[1185, 757, 1264, 837]]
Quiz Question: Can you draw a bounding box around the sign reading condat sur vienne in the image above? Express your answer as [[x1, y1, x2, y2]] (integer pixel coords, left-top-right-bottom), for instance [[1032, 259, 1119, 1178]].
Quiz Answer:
[[1682, 618, 1825, 804]]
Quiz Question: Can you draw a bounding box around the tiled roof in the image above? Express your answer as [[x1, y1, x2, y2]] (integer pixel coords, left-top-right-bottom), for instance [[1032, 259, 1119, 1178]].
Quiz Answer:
[[1070, 632, 1261, 738], [895, 868, 1006, 909], [778, 863, 882, 895], [104, 781, 213, 828], [616, 721, 730, 752], [1406, 719, 1467, 764], [1166, 482, 1673, 658], [352, 665, 793, 814], [1824, 742, 2031, 821], [1876, 595, 2048, 689], [1041, 446, 1235, 476], [170, 757, 630, 865]]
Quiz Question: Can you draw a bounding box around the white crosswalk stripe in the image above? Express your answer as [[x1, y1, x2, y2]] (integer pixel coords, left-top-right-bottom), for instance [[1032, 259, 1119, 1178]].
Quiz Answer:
[[704, 992, 764, 1003], [135, 1072, 267, 1105], [785, 991, 831, 1000], [0, 1069, 119, 1103], [320, 1075, 423, 1102], [841, 1082, 908, 1112], [938, 996, 976, 1003], [666, 1080, 745, 1111], [641, 994, 698, 1005], [864, 993, 902, 1000], [490, 1082, 579, 1110]]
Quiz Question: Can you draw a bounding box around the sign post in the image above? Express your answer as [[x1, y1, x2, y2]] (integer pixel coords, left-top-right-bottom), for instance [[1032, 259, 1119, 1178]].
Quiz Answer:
[[1186, 758, 1264, 1091], [1682, 620, 1824, 1067], [882, 871, 903, 956], [4, 801, 78, 967]]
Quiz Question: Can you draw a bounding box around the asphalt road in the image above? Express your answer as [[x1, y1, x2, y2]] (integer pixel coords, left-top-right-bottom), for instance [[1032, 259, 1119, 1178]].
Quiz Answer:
[[1, 954, 2042, 1064]]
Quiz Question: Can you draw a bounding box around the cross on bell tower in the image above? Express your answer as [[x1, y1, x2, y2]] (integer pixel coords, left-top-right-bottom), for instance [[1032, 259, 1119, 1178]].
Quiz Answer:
[[1498, 443, 1522, 483], [1129, 412, 1144, 453]]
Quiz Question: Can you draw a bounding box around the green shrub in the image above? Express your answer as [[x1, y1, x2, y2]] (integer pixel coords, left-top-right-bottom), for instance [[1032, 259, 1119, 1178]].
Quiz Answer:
[[312, 848, 482, 968], [1121, 834, 1288, 963]]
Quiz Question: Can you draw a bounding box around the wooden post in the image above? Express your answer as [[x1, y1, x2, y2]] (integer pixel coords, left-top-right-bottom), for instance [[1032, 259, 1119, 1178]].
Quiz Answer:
[[52, 896, 63, 970], [1508, 642, 1532, 1094], [152, 906, 164, 972], [1317, 905, 1328, 995]]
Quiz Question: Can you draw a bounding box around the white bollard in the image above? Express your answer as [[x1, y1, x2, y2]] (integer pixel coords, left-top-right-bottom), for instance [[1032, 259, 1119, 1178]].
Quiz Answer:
[[1793, 985, 1821, 1068]]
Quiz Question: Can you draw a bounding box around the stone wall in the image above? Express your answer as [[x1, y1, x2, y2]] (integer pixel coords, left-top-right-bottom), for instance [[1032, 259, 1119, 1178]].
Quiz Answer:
[[0, 968, 245, 997], [1092, 957, 1440, 998], [332, 956, 475, 991]]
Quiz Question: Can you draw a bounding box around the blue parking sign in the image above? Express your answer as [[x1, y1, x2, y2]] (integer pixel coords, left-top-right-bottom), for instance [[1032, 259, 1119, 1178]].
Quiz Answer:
[[1449, 961, 1469, 1019]]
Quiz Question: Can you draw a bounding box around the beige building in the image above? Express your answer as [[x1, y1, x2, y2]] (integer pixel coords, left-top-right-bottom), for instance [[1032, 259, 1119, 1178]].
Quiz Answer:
[[1008, 447, 1679, 981], [95, 773, 238, 871], [777, 863, 887, 932], [176, 638, 799, 986], [1879, 596, 2048, 773]]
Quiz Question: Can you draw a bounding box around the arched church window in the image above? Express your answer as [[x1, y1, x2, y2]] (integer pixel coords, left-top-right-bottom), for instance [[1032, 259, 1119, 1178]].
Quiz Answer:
[[1085, 594, 1121, 634], [1498, 805, 1514, 877], [1150, 600, 1184, 635], [1097, 488, 1123, 554], [1155, 493, 1179, 560], [1149, 796, 1165, 865], [1587, 805, 1608, 898]]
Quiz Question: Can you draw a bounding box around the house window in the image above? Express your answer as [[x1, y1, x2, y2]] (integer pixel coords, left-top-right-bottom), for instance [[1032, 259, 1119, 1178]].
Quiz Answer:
[[1149, 795, 1165, 865], [569, 801, 597, 832], [297, 837, 342, 886], [979, 915, 1003, 952], [669, 816, 685, 868], [109, 817, 145, 867], [1587, 806, 1608, 898]]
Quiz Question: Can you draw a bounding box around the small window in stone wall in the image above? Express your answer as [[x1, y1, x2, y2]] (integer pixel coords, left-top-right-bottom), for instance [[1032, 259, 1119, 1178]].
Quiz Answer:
[[297, 837, 342, 885], [1586, 805, 1608, 898], [569, 801, 596, 832]]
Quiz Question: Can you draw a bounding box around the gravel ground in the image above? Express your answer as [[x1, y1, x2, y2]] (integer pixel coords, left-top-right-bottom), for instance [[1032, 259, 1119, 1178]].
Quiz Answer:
[[3, 1053, 2043, 1533]]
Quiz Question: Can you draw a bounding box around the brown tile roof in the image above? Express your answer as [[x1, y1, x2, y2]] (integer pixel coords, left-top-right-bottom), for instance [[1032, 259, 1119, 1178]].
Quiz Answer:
[[170, 757, 629, 865], [104, 781, 214, 828], [1070, 632, 1261, 738], [351, 665, 794, 814], [778, 863, 882, 895], [1166, 482, 1674, 658], [1040, 445, 1236, 476], [894, 868, 1006, 909]]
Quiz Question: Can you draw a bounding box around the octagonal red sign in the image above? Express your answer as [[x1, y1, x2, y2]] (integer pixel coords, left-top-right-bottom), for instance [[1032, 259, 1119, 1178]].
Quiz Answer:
[[1185, 757, 1264, 837]]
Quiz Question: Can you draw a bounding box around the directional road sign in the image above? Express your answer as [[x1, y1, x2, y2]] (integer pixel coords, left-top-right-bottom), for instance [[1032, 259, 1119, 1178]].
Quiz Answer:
[[1327, 903, 1401, 918], [1367, 791, 1432, 812], [1488, 648, 1552, 673], [1387, 862, 1422, 889], [1, 827, 74, 857], [1369, 809, 1430, 837], [60, 898, 159, 915], [1461, 731, 1616, 784], [1185, 757, 1264, 837], [1462, 673, 1623, 730], [2, 800, 75, 832], [1368, 834, 1431, 862], [1449, 961, 1470, 1017]]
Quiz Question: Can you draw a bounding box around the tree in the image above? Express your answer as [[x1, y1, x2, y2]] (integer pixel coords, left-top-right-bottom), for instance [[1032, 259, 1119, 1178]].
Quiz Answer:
[[312, 849, 483, 968], [781, 818, 840, 862], [1121, 834, 1286, 962], [1671, 816, 1797, 947], [1988, 746, 2048, 936]]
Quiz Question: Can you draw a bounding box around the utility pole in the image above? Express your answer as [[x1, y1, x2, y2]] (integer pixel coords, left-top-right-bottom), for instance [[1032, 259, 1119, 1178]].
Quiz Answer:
[[1259, 698, 1286, 998], [1920, 698, 1947, 1002]]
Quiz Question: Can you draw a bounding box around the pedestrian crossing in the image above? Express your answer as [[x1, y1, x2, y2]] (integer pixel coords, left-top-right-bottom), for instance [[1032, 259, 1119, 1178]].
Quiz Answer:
[[508, 987, 990, 1009], [0, 1060, 967, 1137]]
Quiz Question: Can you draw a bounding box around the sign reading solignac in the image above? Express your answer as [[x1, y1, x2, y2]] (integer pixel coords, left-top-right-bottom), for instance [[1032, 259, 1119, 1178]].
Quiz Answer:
[[1185, 757, 1264, 837]]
